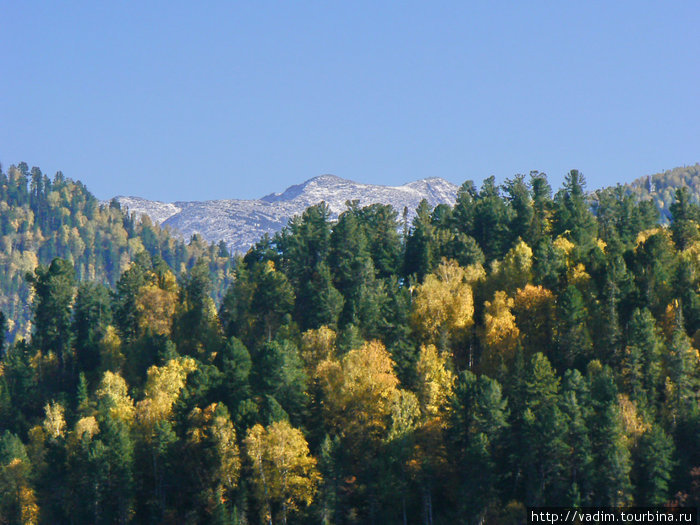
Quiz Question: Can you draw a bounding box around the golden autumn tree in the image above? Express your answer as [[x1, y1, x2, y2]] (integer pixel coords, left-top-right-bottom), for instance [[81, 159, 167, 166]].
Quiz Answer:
[[134, 357, 197, 517], [42, 401, 66, 440], [512, 284, 555, 356], [480, 291, 520, 375], [0, 433, 40, 525], [134, 269, 178, 337], [411, 258, 480, 352], [411, 345, 456, 524], [299, 325, 337, 375], [317, 340, 400, 441], [415, 344, 455, 420], [136, 356, 197, 430], [95, 371, 135, 424], [98, 325, 125, 373], [245, 420, 320, 525], [491, 240, 533, 294], [316, 340, 408, 513], [185, 403, 241, 514]]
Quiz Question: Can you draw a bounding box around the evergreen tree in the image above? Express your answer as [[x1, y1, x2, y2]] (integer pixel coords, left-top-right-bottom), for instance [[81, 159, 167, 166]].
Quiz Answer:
[[449, 370, 508, 522], [452, 180, 477, 235], [669, 187, 700, 250], [622, 308, 663, 412], [172, 260, 223, 357], [519, 353, 569, 505], [113, 252, 152, 344], [299, 262, 344, 331], [358, 203, 402, 279], [504, 174, 534, 245], [528, 171, 553, 249], [472, 176, 511, 261], [587, 361, 633, 505], [249, 261, 295, 341], [27, 258, 77, 378], [552, 170, 597, 248], [252, 339, 308, 427], [673, 254, 700, 336], [665, 310, 700, 425], [532, 238, 567, 293], [561, 370, 594, 505], [555, 285, 592, 371], [633, 425, 675, 505], [632, 230, 677, 317], [404, 199, 435, 280], [328, 205, 379, 328], [73, 282, 112, 378]]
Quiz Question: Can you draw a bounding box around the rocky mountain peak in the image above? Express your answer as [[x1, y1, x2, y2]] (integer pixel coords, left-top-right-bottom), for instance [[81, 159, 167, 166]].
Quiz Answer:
[[114, 174, 458, 254]]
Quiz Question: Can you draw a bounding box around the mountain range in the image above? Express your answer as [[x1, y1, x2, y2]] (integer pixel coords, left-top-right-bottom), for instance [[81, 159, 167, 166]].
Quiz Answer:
[[114, 175, 459, 253], [113, 164, 700, 254]]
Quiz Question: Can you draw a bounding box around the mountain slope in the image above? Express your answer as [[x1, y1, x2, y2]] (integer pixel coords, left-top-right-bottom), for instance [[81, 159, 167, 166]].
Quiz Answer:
[[624, 163, 700, 221], [115, 175, 459, 253], [0, 163, 233, 342]]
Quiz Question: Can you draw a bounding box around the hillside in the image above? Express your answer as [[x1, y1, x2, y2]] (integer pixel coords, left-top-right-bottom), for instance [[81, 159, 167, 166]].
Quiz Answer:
[[2, 168, 700, 522], [0, 163, 233, 341], [115, 174, 459, 253], [625, 163, 700, 221]]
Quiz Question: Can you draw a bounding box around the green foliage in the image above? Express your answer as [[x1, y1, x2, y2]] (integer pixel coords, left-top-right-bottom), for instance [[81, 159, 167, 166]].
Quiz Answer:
[[633, 425, 675, 505], [3, 162, 700, 521], [555, 285, 593, 371], [553, 170, 598, 247], [626, 163, 700, 223], [0, 163, 233, 343]]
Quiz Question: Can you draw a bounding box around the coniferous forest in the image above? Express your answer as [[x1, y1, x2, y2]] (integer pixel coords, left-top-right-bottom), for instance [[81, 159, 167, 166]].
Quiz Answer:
[[2, 164, 700, 524]]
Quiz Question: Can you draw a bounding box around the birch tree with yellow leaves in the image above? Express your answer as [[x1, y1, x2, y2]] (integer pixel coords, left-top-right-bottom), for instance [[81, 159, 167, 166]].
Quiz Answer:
[[411, 258, 482, 364], [245, 420, 320, 525]]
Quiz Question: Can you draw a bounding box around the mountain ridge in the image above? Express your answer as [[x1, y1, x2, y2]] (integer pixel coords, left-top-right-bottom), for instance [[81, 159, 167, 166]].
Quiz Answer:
[[114, 175, 459, 253], [114, 164, 700, 255]]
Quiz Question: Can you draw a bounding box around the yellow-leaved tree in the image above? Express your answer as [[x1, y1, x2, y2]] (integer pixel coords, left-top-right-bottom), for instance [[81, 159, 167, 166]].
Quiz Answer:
[[415, 344, 455, 420], [480, 291, 520, 375], [134, 357, 197, 514], [134, 269, 178, 337], [42, 401, 66, 440], [316, 340, 400, 441], [0, 437, 40, 525], [299, 325, 337, 376], [95, 371, 135, 424], [245, 420, 320, 525], [411, 259, 480, 354], [98, 325, 124, 373], [410, 344, 456, 523], [512, 284, 555, 357], [185, 403, 241, 512], [490, 240, 533, 294], [136, 357, 197, 431]]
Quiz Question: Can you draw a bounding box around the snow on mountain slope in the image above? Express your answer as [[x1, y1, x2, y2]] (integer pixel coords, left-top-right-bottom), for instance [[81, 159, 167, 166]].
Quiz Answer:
[[114, 175, 458, 254], [114, 196, 182, 225]]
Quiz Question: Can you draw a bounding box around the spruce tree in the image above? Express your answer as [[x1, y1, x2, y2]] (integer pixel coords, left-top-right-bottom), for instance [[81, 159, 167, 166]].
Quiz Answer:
[[555, 286, 592, 371], [520, 353, 568, 505], [634, 425, 675, 505], [27, 258, 77, 381]]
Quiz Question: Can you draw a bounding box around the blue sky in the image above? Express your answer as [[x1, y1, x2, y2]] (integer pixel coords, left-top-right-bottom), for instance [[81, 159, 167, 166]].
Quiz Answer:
[[1, 1, 698, 202]]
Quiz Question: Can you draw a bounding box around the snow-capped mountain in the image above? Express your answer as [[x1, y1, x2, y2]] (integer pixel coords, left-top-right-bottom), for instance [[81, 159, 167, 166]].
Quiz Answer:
[[114, 175, 459, 254]]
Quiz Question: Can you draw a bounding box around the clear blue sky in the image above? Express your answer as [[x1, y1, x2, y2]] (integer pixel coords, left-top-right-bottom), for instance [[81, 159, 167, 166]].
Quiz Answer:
[[1, 1, 698, 202]]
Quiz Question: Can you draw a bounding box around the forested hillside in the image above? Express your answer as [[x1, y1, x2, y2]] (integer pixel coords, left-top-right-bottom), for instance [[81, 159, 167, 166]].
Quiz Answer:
[[2, 168, 700, 523], [0, 163, 233, 341], [625, 163, 700, 222]]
